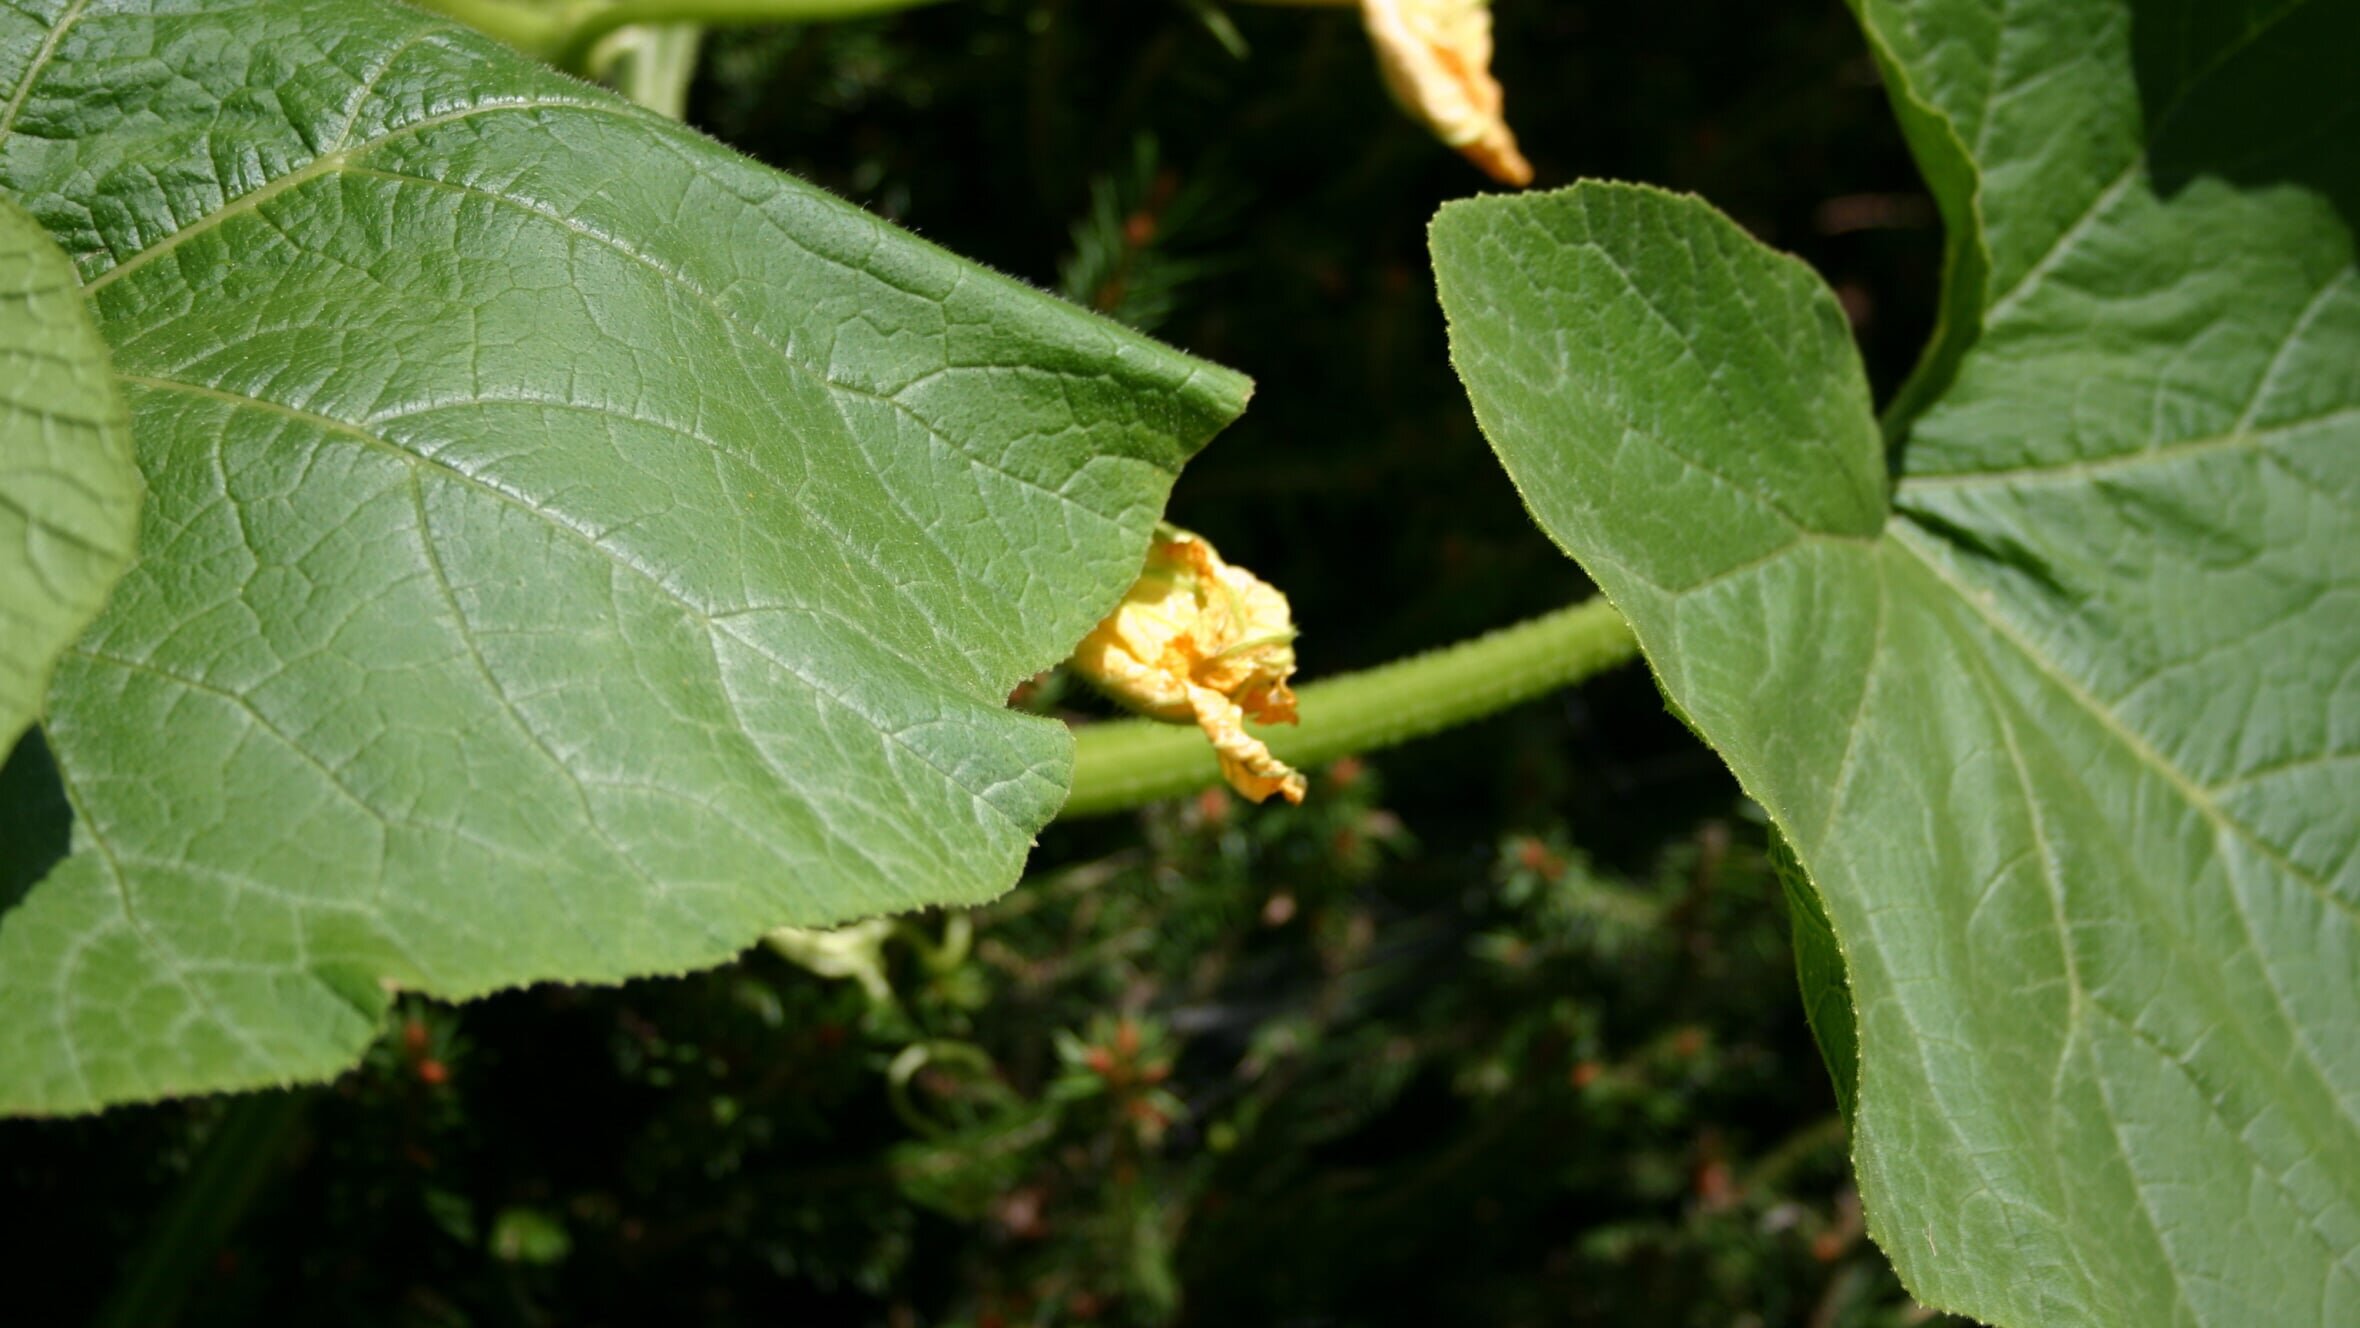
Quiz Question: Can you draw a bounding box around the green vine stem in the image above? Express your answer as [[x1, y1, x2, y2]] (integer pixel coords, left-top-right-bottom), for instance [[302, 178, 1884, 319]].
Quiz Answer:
[[94, 1091, 309, 1328], [412, 0, 954, 72], [550, 0, 951, 70], [407, 0, 569, 58], [1060, 597, 1639, 819]]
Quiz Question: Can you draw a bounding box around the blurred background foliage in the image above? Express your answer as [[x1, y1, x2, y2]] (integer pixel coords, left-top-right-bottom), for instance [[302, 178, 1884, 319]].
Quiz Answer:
[[8, 1, 1969, 1323]]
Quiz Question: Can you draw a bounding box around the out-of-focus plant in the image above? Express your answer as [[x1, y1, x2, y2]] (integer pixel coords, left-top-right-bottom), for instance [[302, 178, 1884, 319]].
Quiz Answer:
[[1056, 139, 1233, 336]]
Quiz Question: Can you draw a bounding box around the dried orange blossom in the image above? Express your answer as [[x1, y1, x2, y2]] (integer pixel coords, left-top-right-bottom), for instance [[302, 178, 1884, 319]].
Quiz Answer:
[[1071, 525, 1307, 805], [1362, 0, 1532, 187]]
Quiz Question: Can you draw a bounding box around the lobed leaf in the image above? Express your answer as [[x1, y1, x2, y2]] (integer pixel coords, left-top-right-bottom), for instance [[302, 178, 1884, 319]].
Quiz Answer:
[[0, 0, 1248, 1114], [1432, 1, 2359, 1320]]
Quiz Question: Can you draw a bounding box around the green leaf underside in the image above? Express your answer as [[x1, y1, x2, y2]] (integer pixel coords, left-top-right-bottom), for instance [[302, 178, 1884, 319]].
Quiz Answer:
[[0, 0, 1247, 1114], [1432, 1, 2359, 1321], [1769, 829, 1855, 1125], [0, 191, 136, 755]]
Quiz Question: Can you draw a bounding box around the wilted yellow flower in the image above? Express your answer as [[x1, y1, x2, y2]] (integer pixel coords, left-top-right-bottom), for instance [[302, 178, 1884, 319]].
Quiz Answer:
[[1362, 0, 1533, 187], [1072, 526, 1307, 805]]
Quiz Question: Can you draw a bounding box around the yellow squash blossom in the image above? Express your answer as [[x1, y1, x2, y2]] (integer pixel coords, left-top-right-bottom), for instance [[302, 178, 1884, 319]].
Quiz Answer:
[[1362, 0, 1532, 187], [1072, 526, 1307, 805]]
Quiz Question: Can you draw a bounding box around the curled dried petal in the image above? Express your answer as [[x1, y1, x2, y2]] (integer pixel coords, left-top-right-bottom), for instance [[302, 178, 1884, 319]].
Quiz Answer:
[[1187, 681, 1309, 805], [1071, 526, 1307, 804], [1361, 0, 1533, 187]]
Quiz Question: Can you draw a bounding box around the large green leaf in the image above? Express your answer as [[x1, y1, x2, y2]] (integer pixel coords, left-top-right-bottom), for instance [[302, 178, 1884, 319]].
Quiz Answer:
[[0, 0, 1247, 1115], [0, 191, 136, 754], [1431, 1, 2358, 1321]]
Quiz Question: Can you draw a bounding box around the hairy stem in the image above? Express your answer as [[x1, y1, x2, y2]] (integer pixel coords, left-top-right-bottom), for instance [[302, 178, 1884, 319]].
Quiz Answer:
[[413, 0, 952, 71], [1060, 597, 1638, 818], [551, 0, 953, 69], [410, 0, 570, 55]]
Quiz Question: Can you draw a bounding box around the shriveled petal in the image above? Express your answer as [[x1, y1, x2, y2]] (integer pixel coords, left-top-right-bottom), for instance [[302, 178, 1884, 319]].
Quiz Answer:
[[1187, 683, 1308, 806], [1362, 0, 1533, 187]]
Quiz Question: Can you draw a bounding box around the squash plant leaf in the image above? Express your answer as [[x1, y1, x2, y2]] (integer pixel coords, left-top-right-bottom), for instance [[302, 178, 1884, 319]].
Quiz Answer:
[[0, 0, 1248, 1115], [1769, 829, 1855, 1125], [1431, 1, 2358, 1321], [0, 192, 137, 759]]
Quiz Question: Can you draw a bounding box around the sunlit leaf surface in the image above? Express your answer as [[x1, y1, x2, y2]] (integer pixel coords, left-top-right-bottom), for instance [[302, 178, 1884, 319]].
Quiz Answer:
[[1433, 2, 2358, 1320], [0, 0, 1247, 1114]]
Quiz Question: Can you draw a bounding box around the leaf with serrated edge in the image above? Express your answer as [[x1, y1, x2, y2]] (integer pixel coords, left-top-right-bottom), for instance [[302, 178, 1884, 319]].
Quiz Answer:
[[0, 0, 1248, 1115], [0, 191, 137, 754], [1433, 1, 2359, 1318]]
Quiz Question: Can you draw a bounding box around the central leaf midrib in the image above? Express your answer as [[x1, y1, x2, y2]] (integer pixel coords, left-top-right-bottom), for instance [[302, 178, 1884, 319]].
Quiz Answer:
[[1885, 521, 2352, 924], [1955, 595, 2359, 1281], [1892, 409, 2349, 492], [0, 0, 93, 146], [78, 95, 1157, 551], [322, 160, 1144, 530], [76, 95, 627, 294], [86, 105, 1138, 692], [109, 373, 1035, 833]]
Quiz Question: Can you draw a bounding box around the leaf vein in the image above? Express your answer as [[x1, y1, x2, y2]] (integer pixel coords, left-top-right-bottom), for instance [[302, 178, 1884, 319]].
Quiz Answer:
[[113, 373, 1031, 836], [1895, 406, 2359, 493], [0, 0, 91, 146], [1890, 521, 2357, 924]]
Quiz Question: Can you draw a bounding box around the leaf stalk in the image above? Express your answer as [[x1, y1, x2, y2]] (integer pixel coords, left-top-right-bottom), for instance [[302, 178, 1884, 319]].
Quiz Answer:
[[413, 0, 955, 73]]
